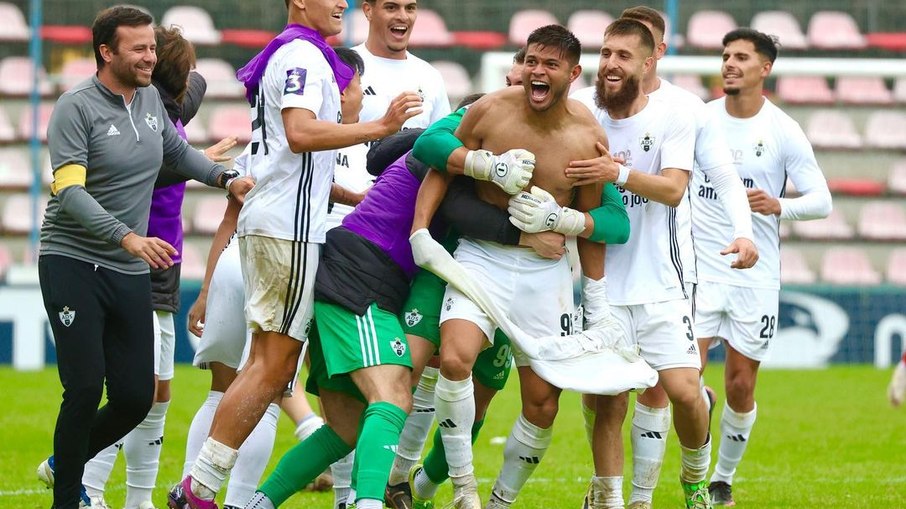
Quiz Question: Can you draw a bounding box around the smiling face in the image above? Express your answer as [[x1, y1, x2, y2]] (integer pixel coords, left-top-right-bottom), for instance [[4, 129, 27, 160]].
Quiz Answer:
[[364, 0, 417, 58], [721, 38, 771, 96], [102, 24, 156, 90], [521, 43, 579, 112], [594, 32, 651, 112], [296, 0, 348, 37]]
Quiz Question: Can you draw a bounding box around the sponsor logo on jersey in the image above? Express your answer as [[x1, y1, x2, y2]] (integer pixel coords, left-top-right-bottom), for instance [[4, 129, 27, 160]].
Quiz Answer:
[[640, 133, 654, 152], [404, 308, 423, 327], [391, 337, 407, 357], [144, 113, 158, 132], [58, 306, 75, 327], [106, 124, 120, 136], [284, 68, 307, 95]]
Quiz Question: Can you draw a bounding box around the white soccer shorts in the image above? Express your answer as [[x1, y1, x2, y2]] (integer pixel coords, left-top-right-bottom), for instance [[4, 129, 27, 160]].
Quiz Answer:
[[152, 310, 175, 380], [612, 297, 701, 371], [694, 279, 779, 362]]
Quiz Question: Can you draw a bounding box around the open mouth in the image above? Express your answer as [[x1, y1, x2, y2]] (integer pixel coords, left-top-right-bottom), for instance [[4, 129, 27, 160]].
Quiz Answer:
[[331, 12, 344, 21], [530, 80, 550, 101], [390, 25, 408, 38]]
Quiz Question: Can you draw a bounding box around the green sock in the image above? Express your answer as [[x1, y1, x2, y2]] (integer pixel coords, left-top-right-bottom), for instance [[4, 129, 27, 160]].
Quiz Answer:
[[354, 402, 408, 503], [423, 418, 485, 483], [259, 425, 352, 506]]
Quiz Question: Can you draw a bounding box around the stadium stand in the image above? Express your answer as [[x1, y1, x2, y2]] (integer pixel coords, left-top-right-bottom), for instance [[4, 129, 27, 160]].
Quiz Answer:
[[806, 109, 862, 149], [206, 104, 251, 144], [190, 196, 228, 235], [0, 2, 29, 42], [864, 111, 906, 150], [0, 57, 52, 97], [858, 201, 906, 241], [194, 58, 243, 99], [751, 10, 808, 50], [345, 9, 369, 46], [894, 77, 906, 104], [567, 10, 614, 50], [670, 74, 710, 100], [807, 11, 867, 50], [791, 208, 854, 240], [508, 9, 558, 46], [1, 193, 47, 234], [408, 9, 454, 47], [780, 246, 816, 284], [0, 147, 32, 189], [776, 76, 834, 104], [835, 76, 893, 105], [160, 5, 221, 45], [820, 246, 882, 285], [179, 241, 207, 281], [886, 248, 906, 285], [685, 10, 736, 50], [58, 57, 97, 93], [0, 242, 12, 280], [0, 106, 16, 143], [888, 159, 906, 194], [182, 117, 208, 145], [430, 60, 471, 101], [17, 103, 53, 143]]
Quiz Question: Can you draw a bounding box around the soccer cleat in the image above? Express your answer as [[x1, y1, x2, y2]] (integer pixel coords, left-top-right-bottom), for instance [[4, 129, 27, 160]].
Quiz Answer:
[[483, 492, 510, 509], [682, 479, 712, 509], [92, 496, 112, 509], [708, 481, 735, 507], [37, 455, 92, 507], [408, 464, 435, 509], [167, 476, 219, 509], [888, 361, 906, 407], [627, 502, 652, 509], [385, 477, 413, 509], [450, 475, 481, 509]]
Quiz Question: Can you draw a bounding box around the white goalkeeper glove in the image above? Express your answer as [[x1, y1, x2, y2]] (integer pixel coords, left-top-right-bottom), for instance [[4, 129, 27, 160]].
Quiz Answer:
[[463, 148, 535, 195], [508, 186, 586, 236]]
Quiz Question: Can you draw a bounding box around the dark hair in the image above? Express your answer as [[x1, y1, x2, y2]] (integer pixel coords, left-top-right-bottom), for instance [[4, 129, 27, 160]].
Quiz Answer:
[[723, 28, 779, 63], [456, 93, 484, 109], [620, 6, 666, 43], [335, 47, 366, 77], [526, 25, 582, 66], [604, 18, 655, 55], [512, 46, 526, 65], [153, 26, 196, 104], [92, 6, 154, 68]]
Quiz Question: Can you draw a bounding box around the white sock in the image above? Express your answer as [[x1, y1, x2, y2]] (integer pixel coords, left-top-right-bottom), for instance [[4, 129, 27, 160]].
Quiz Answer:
[[225, 403, 279, 508], [294, 413, 325, 442], [390, 367, 438, 485], [331, 450, 355, 509], [123, 400, 169, 508], [680, 434, 712, 484], [491, 414, 553, 504], [711, 403, 757, 485], [355, 499, 382, 509], [184, 391, 222, 477], [190, 437, 239, 500], [592, 476, 624, 509], [345, 488, 357, 507], [244, 491, 275, 509], [582, 400, 596, 448], [628, 402, 670, 504], [434, 374, 475, 481], [82, 441, 121, 500], [413, 467, 440, 500]]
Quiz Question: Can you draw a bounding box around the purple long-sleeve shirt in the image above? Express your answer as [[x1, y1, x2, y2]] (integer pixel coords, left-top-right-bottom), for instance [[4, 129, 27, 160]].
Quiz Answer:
[[147, 119, 187, 263]]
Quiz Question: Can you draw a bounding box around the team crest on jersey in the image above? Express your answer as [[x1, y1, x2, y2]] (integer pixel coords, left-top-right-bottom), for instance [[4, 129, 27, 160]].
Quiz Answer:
[[58, 306, 75, 327], [754, 140, 765, 157], [144, 113, 158, 132], [390, 338, 407, 357], [444, 297, 454, 311], [405, 308, 423, 327], [303, 318, 313, 337], [284, 68, 307, 96], [639, 133, 654, 152]]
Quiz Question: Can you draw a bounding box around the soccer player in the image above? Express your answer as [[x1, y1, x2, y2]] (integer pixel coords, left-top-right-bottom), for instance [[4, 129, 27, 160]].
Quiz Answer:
[[37, 6, 245, 509], [168, 0, 423, 507], [567, 18, 711, 508], [410, 25, 610, 509], [889, 351, 906, 407], [695, 29, 832, 506]]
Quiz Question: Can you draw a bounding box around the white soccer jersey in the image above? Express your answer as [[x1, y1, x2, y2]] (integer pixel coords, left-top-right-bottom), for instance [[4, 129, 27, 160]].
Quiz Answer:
[[325, 144, 369, 230], [573, 88, 695, 305], [238, 40, 340, 243], [692, 97, 829, 289]]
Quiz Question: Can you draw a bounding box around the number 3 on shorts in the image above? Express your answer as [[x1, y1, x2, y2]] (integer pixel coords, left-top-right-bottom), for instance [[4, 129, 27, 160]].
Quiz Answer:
[[682, 315, 694, 341]]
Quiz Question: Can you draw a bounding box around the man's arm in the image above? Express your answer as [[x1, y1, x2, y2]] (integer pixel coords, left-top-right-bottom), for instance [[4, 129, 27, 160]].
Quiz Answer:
[[188, 197, 240, 337], [574, 180, 605, 280], [774, 124, 832, 220]]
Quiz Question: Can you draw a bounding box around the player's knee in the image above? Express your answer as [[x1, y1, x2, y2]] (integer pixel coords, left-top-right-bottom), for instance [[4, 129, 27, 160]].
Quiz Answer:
[[595, 393, 629, 423], [669, 385, 705, 413], [439, 354, 473, 381], [522, 396, 559, 428], [725, 372, 756, 403]]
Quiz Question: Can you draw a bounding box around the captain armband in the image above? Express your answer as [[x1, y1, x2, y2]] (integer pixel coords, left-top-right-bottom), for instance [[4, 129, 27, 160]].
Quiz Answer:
[[50, 164, 87, 195]]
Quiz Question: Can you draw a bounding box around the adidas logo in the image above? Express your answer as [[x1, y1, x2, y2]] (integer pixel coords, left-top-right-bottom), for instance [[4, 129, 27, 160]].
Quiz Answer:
[[726, 433, 747, 442], [493, 371, 505, 380], [107, 124, 120, 136], [438, 418, 457, 429], [518, 455, 540, 464], [363, 85, 376, 96], [640, 431, 663, 439], [686, 345, 697, 355], [383, 444, 398, 454], [415, 407, 436, 414], [149, 436, 164, 446]]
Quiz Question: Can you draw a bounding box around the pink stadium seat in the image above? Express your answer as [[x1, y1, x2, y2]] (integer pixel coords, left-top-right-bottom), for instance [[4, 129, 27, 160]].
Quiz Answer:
[[671, 74, 709, 100], [807, 11, 866, 50], [220, 29, 276, 49], [207, 105, 251, 144], [1, 193, 48, 234], [0, 106, 16, 142], [0, 57, 53, 97], [835, 77, 893, 105], [430, 61, 471, 100], [806, 110, 862, 149], [567, 10, 614, 49], [888, 159, 906, 195], [0, 2, 30, 41], [775, 76, 834, 104], [886, 248, 906, 285], [191, 196, 228, 235], [59, 58, 97, 93], [0, 242, 12, 280], [858, 201, 906, 240], [183, 117, 208, 145], [160, 6, 221, 45], [194, 58, 243, 99], [18, 103, 54, 143], [894, 77, 906, 104], [779, 246, 815, 284], [820, 247, 881, 285], [409, 9, 454, 47], [179, 242, 206, 281], [509, 9, 559, 46], [791, 208, 853, 240], [863, 111, 906, 150], [0, 148, 33, 189], [686, 10, 737, 50], [751, 11, 807, 50]]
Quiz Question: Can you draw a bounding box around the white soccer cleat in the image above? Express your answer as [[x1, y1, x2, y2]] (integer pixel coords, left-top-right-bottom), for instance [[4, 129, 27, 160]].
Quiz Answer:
[[484, 492, 511, 509], [93, 496, 113, 509], [451, 475, 482, 509], [888, 360, 906, 407], [36, 457, 54, 488]]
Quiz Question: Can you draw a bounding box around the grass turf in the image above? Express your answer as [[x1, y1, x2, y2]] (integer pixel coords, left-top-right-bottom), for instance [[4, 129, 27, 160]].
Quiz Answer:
[[2, 364, 904, 508]]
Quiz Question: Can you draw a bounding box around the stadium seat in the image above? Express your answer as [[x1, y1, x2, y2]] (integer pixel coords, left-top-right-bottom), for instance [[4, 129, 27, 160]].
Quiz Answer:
[[820, 247, 881, 285], [888, 159, 906, 194], [40, 25, 92, 44], [0, 242, 12, 280], [807, 11, 867, 49], [858, 201, 906, 240], [0, 2, 29, 41], [509, 9, 559, 46], [826, 178, 886, 197], [59, 58, 97, 93], [0, 147, 33, 189], [686, 10, 737, 50], [894, 77, 906, 104], [791, 208, 853, 240], [835, 76, 893, 105], [220, 28, 276, 48], [345, 9, 369, 46], [670, 74, 710, 100], [431, 61, 471, 101], [183, 117, 208, 145], [779, 246, 816, 284], [0, 57, 53, 97], [886, 248, 906, 285], [1, 193, 48, 234], [570, 73, 589, 94], [0, 105, 16, 143], [160, 6, 221, 45], [775, 76, 834, 104], [863, 111, 906, 150], [179, 242, 206, 281], [805, 110, 862, 149], [567, 10, 614, 49], [751, 11, 807, 49], [207, 105, 251, 144], [17, 103, 54, 143], [194, 58, 243, 99], [409, 9, 454, 47], [191, 195, 228, 235], [450, 30, 507, 50]]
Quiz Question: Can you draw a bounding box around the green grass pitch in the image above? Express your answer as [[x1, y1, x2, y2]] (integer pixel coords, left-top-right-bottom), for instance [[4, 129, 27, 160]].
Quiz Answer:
[[2, 364, 905, 508]]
